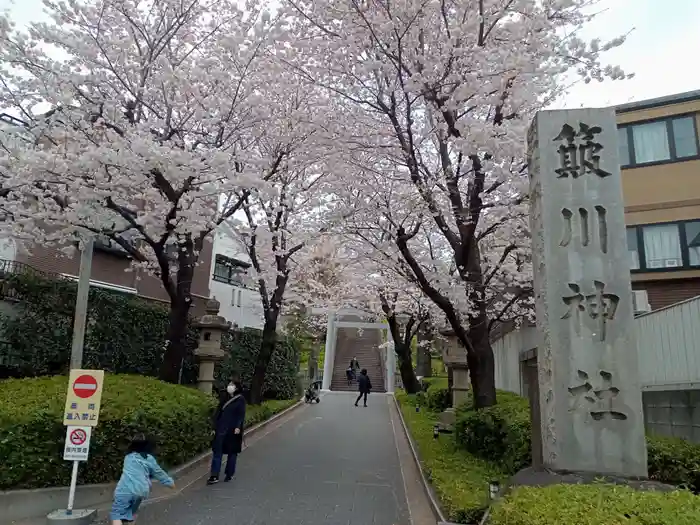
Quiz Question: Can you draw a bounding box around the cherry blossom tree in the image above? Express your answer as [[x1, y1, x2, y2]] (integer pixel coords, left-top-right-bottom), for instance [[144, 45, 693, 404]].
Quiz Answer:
[[222, 85, 358, 403], [285, 0, 628, 407], [299, 233, 445, 394], [0, 0, 297, 382]]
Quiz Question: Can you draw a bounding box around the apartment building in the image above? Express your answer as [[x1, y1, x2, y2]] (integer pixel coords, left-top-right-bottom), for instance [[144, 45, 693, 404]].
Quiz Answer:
[[618, 90, 700, 311], [209, 221, 264, 329]]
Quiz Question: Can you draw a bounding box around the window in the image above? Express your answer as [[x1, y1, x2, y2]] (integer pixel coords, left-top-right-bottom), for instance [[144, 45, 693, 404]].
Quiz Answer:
[[231, 288, 242, 307], [686, 221, 700, 266], [627, 228, 640, 270], [618, 115, 699, 167], [627, 220, 700, 271], [212, 254, 250, 286], [642, 224, 682, 268]]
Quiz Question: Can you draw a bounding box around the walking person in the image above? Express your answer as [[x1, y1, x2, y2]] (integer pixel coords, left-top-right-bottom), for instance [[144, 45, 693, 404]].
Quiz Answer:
[[346, 366, 353, 386], [207, 379, 246, 485], [350, 356, 360, 379], [110, 433, 176, 525], [354, 368, 372, 407]]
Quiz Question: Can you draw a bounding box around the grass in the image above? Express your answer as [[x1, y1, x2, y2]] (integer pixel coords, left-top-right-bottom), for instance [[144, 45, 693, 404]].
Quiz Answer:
[[396, 390, 506, 523], [490, 484, 700, 525]]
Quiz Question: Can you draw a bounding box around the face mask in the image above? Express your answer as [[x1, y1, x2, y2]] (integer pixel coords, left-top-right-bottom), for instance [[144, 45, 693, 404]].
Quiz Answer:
[[226, 384, 235, 395]]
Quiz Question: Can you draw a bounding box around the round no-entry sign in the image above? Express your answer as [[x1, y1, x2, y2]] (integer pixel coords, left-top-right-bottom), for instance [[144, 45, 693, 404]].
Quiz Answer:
[[73, 375, 98, 399], [70, 428, 87, 446]]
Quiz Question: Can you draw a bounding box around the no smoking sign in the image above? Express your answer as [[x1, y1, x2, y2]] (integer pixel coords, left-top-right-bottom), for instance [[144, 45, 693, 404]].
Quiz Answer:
[[70, 428, 87, 446], [63, 426, 92, 462]]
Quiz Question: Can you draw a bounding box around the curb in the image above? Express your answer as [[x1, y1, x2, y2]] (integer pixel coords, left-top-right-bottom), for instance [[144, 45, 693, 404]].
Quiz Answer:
[[391, 395, 448, 523], [2, 399, 306, 525]]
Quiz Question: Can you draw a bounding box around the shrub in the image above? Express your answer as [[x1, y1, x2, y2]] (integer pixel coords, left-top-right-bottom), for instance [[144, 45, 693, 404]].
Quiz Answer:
[[396, 391, 505, 523], [0, 273, 300, 399], [490, 484, 700, 525], [427, 386, 451, 412], [0, 274, 199, 383], [455, 392, 531, 473], [0, 374, 215, 490], [454, 389, 700, 492], [647, 434, 700, 492], [0, 375, 298, 490], [216, 328, 300, 400]]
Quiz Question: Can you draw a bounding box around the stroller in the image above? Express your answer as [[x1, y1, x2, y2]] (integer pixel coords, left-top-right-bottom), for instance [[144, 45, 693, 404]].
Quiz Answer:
[[304, 380, 322, 404]]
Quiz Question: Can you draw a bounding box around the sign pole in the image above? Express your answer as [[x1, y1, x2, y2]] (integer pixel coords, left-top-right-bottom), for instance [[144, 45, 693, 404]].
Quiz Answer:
[[66, 460, 79, 513], [68, 237, 92, 515], [70, 237, 94, 369], [47, 237, 99, 525]]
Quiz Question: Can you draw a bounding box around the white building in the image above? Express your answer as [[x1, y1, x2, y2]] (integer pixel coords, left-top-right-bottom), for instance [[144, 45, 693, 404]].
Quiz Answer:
[[208, 221, 264, 329]]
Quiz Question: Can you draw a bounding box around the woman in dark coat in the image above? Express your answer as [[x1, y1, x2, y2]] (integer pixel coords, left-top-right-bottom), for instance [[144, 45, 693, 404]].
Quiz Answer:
[[207, 380, 246, 485]]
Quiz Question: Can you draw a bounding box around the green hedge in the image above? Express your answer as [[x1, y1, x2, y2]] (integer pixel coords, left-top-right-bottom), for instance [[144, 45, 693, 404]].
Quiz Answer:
[[647, 434, 700, 492], [396, 389, 506, 524], [490, 484, 700, 525], [0, 375, 298, 490], [455, 391, 531, 473], [0, 274, 199, 382], [217, 328, 299, 400], [0, 273, 299, 399], [455, 389, 700, 492]]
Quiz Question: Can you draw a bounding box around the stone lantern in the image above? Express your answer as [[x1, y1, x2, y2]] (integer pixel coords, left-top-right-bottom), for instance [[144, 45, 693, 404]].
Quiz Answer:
[[192, 297, 231, 395], [439, 329, 471, 408]]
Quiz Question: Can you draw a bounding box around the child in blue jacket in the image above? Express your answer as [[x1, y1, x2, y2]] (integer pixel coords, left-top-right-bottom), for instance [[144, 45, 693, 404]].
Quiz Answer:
[[110, 433, 176, 524]]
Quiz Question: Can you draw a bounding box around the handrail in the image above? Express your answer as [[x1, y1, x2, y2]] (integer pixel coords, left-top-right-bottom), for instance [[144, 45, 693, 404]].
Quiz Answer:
[[0, 258, 67, 281]]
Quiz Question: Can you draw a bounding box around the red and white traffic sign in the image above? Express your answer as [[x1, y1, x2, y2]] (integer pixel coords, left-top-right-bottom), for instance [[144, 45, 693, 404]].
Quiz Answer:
[[63, 426, 92, 462], [69, 428, 87, 446], [73, 375, 98, 399], [63, 369, 105, 427]]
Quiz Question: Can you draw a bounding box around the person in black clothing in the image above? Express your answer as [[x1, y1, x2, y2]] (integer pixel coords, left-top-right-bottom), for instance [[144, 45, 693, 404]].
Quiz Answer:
[[355, 368, 372, 407], [207, 379, 246, 485], [349, 357, 360, 379]]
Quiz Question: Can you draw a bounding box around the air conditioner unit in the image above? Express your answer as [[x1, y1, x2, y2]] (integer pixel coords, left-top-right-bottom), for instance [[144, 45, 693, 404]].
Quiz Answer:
[[647, 260, 664, 269], [632, 290, 651, 314], [664, 259, 681, 268]]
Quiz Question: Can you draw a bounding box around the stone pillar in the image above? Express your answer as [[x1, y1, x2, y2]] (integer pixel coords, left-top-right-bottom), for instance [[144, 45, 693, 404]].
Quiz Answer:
[[385, 332, 396, 394], [529, 108, 647, 477], [321, 311, 335, 390], [192, 298, 230, 395], [451, 364, 471, 407]]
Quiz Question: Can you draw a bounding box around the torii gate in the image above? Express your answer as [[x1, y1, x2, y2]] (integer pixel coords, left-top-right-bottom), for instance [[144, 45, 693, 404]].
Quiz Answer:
[[311, 307, 396, 393]]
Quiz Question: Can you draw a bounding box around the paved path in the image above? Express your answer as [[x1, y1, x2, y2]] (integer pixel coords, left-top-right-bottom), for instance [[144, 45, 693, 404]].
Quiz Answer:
[[133, 393, 412, 525]]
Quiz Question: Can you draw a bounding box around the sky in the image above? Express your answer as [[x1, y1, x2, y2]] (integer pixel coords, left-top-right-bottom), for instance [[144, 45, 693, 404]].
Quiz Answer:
[[2, 0, 699, 109]]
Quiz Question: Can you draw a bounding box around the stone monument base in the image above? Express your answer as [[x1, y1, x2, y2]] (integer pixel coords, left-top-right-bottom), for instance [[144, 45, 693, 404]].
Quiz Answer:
[[509, 466, 675, 493], [439, 407, 456, 430]]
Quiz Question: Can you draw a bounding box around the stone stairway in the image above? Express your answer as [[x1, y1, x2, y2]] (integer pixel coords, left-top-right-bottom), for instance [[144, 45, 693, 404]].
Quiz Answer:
[[330, 325, 385, 392]]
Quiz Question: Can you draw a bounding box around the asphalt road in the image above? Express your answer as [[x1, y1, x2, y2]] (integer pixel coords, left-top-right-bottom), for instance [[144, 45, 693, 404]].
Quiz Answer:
[[131, 392, 410, 525]]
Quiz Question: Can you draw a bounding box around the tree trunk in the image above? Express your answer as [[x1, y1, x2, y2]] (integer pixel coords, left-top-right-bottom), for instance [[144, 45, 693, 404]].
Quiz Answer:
[[159, 299, 191, 383], [159, 242, 195, 384], [467, 310, 497, 409], [249, 315, 279, 405], [394, 342, 421, 394]]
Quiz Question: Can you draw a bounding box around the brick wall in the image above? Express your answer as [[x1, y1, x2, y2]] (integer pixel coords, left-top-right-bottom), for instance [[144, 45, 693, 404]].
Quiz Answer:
[[633, 278, 700, 310]]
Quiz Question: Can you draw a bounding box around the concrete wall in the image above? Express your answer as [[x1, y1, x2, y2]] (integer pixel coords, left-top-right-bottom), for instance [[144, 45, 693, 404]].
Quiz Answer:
[[635, 295, 700, 389], [494, 295, 700, 442]]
